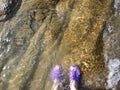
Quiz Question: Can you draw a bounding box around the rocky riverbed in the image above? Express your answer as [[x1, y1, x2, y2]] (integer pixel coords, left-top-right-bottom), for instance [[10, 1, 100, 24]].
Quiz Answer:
[[0, 0, 119, 90]]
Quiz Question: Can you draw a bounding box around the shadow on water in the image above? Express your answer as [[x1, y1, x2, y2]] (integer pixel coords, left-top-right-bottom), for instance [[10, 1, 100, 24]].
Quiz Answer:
[[94, 24, 105, 56], [0, 0, 22, 22]]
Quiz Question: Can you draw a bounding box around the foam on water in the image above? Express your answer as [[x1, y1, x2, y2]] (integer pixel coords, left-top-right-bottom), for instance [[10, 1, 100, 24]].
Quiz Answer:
[[103, 24, 113, 38], [104, 1, 120, 90], [114, 0, 120, 16], [106, 59, 120, 90], [114, 0, 120, 9]]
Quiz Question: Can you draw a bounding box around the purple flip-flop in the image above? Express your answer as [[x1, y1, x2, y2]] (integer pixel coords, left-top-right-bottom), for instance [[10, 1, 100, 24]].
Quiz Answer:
[[69, 64, 81, 83], [51, 64, 63, 82]]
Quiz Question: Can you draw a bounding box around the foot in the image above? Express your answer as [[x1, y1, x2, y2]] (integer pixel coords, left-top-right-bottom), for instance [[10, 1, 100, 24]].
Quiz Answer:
[[69, 64, 81, 90], [51, 64, 63, 82], [51, 65, 64, 90]]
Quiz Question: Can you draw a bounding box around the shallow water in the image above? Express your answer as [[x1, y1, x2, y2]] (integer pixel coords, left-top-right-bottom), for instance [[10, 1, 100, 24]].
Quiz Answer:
[[0, 0, 120, 90]]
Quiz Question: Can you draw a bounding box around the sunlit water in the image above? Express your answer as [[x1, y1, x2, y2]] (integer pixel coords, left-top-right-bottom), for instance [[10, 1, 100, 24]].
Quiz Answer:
[[0, 0, 119, 90]]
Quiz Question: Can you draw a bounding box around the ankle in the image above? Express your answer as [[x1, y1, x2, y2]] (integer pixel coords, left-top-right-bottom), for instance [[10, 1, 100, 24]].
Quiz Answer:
[[70, 80, 78, 90]]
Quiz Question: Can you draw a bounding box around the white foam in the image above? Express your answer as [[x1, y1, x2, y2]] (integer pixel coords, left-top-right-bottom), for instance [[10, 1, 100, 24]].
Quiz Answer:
[[0, 52, 3, 57], [6, 45, 11, 52], [2, 74, 6, 78], [103, 24, 114, 38], [3, 66, 7, 70], [107, 24, 113, 33], [104, 2, 120, 89], [5, 37, 10, 42], [113, 0, 120, 16], [106, 58, 120, 90], [114, 0, 120, 9]]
